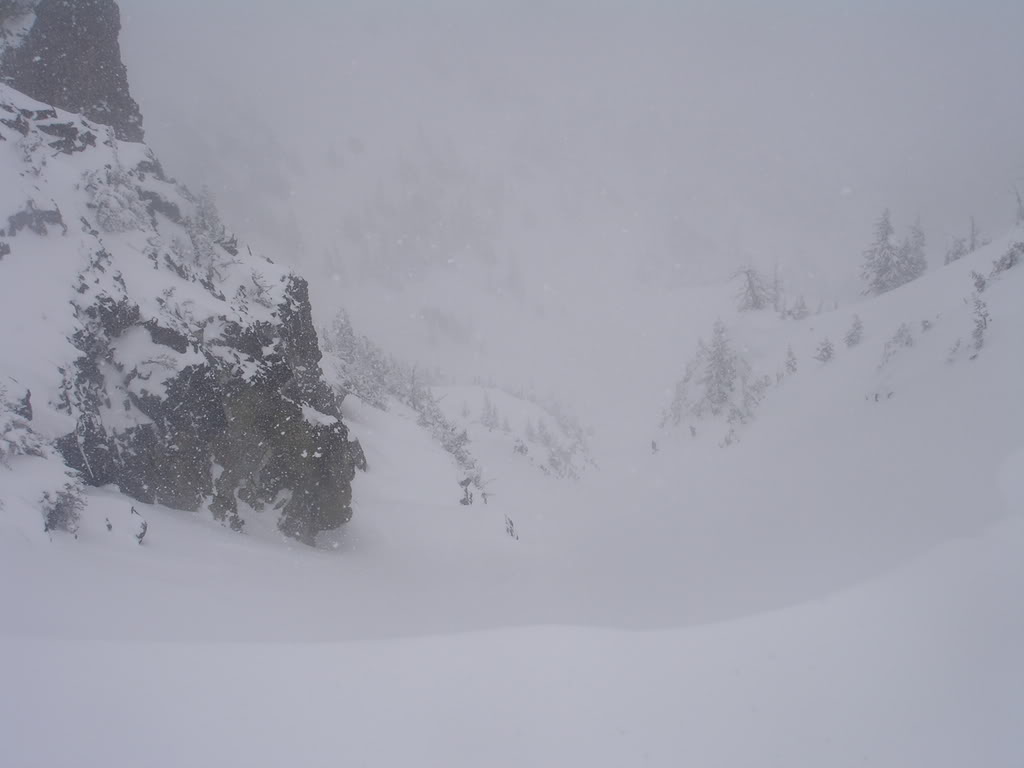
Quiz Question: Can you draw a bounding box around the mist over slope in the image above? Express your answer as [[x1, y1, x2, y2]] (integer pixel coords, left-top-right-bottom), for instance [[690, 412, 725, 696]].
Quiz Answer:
[[4, 222, 1021, 635], [2, 1, 1023, 765], [115, 0, 1024, 441], [3, 231, 1023, 764]]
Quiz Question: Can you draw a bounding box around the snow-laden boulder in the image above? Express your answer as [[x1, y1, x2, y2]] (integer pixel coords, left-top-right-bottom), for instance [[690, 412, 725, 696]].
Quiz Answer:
[[0, 85, 359, 545]]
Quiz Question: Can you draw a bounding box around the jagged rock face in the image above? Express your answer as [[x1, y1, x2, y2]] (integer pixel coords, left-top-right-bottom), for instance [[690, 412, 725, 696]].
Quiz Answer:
[[1, 0, 144, 142], [0, 85, 358, 545]]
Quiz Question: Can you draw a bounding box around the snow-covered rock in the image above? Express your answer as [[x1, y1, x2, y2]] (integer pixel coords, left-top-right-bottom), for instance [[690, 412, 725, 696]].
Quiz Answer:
[[0, 81, 360, 544], [0, 0, 143, 141]]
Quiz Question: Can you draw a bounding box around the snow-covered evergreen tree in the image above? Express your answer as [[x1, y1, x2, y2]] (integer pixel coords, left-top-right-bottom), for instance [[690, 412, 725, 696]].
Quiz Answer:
[[990, 242, 1024, 277], [944, 236, 968, 265], [862, 211, 927, 293], [861, 209, 903, 295], [879, 323, 915, 368], [844, 314, 864, 348], [480, 393, 500, 430], [734, 266, 770, 312], [193, 186, 226, 242], [321, 310, 390, 410], [701, 321, 738, 415], [813, 338, 834, 363], [905, 219, 928, 282], [785, 346, 798, 375], [661, 320, 762, 431], [970, 270, 987, 294], [787, 295, 810, 320], [183, 186, 230, 284], [413, 386, 480, 485]]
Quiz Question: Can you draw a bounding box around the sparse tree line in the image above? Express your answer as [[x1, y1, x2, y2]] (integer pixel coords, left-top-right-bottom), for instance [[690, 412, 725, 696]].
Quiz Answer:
[[664, 237, 1022, 442], [475, 388, 594, 481], [320, 310, 482, 490], [860, 210, 929, 295], [732, 264, 822, 320], [733, 198, 1017, 318], [947, 241, 1023, 362]]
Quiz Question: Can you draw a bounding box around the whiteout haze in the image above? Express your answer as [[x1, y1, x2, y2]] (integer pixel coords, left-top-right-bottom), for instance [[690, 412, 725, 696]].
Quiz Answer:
[[1, 2, 1022, 766]]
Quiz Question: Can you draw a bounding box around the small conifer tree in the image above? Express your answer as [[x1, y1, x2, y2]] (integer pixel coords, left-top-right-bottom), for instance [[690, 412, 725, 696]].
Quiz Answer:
[[844, 314, 864, 348], [813, 338, 834, 363]]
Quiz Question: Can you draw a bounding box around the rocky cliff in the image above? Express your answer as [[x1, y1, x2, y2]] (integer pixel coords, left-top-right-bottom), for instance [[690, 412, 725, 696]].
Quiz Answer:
[[1, 0, 143, 141], [0, 1, 360, 546]]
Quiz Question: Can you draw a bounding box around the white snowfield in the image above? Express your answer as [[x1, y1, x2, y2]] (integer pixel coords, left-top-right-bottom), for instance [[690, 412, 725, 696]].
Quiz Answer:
[[1, 517, 1021, 767], [3, 215, 1024, 761]]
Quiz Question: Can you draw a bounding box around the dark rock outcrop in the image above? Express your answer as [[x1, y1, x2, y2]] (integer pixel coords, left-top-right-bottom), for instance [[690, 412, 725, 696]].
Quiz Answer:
[[1, 85, 359, 546], [0, 0, 361, 546], [1, 0, 144, 141]]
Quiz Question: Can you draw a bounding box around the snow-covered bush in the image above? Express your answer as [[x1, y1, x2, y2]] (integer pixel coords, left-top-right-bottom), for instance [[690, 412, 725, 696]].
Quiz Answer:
[[970, 270, 987, 294], [41, 481, 85, 536], [813, 338, 835, 363], [990, 242, 1023, 278], [879, 323, 915, 368], [83, 168, 149, 233], [784, 346, 798, 375], [844, 315, 864, 348], [0, 385, 46, 466]]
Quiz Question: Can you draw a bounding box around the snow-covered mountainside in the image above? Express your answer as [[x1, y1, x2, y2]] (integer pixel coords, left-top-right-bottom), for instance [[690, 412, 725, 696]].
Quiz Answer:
[[3, 223, 1020, 628], [659, 232, 1024, 452], [432, 385, 596, 483], [1, 2, 1022, 765], [0, 82, 361, 544], [1, 400, 1021, 766], [2, 122, 1022, 768]]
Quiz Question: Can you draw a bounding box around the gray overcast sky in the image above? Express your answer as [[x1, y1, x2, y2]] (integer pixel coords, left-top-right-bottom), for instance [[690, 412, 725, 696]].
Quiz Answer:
[[117, 0, 1024, 316]]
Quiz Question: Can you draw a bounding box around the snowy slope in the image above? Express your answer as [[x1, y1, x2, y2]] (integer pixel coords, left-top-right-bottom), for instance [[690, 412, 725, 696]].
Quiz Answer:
[[612, 232, 1024, 617], [3, 228, 1021, 633], [2, 4, 1022, 764], [4, 232, 1022, 633], [433, 385, 595, 482], [1, 508, 1020, 767], [2, 229, 1022, 765], [0, 61, 1021, 768]]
